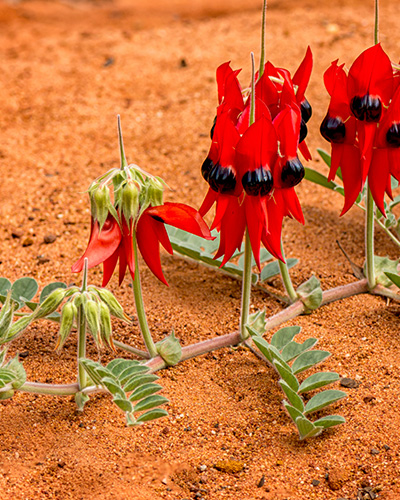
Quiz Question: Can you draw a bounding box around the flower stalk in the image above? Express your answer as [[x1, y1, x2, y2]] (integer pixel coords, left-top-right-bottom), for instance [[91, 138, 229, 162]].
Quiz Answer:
[[278, 242, 298, 302], [131, 233, 158, 358], [77, 259, 89, 390], [365, 184, 376, 289]]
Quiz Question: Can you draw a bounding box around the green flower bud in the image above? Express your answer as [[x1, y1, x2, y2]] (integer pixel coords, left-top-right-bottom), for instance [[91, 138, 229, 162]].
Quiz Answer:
[[121, 180, 139, 224], [0, 291, 16, 340], [93, 288, 130, 322], [99, 301, 114, 350], [84, 299, 101, 347], [6, 316, 32, 343], [56, 301, 77, 352], [296, 275, 323, 312], [33, 288, 66, 319], [156, 331, 182, 366], [92, 185, 111, 230], [148, 177, 164, 207]]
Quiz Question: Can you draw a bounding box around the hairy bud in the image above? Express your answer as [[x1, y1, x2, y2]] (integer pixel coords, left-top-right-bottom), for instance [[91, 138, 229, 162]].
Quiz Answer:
[[156, 331, 182, 366], [56, 301, 77, 352], [93, 288, 130, 322], [33, 288, 66, 319]]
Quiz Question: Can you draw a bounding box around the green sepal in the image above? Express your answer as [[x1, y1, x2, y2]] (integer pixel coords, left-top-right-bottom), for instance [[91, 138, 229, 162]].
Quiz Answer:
[[156, 331, 182, 366], [75, 391, 90, 411], [296, 275, 323, 311]]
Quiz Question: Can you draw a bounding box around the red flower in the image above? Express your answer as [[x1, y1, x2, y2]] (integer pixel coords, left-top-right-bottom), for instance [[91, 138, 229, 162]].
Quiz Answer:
[[200, 52, 311, 267], [321, 44, 400, 215], [72, 203, 212, 286]]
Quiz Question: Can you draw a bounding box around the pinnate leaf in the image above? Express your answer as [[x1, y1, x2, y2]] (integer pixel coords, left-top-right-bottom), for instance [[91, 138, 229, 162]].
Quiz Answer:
[[271, 326, 300, 350], [313, 415, 346, 429], [281, 338, 318, 362], [291, 350, 331, 375]]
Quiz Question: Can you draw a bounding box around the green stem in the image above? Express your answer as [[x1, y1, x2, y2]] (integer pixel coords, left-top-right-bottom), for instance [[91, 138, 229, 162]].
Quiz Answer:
[[374, 0, 379, 45], [118, 115, 128, 169], [131, 233, 158, 358], [113, 340, 150, 359], [278, 242, 298, 303], [240, 230, 253, 341], [259, 0, 267, 78], [77, 305, 87, 390], [365, 184, 376, 289], [77, 259, 88, 389]]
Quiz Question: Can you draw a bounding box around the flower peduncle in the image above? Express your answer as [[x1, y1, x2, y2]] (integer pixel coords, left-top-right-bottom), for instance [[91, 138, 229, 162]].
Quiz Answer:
[[117, 115, 128, 170]]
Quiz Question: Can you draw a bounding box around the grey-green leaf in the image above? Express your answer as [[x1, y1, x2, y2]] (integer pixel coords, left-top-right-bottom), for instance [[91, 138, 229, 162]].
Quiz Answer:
[[281, 338, 318, 362], [113, 394, 134, 413], [133, 394, 169, 413], [274, 360, 299, 392], [295, 416, 323, 440], [134, 408, 169, 424], [260, 258, 298, 282], [123, 373, 159, 393], [298, 372, 340, 394], [128, 383, 163, 402], [304, 390, 347, 414], [283, 401, 304, 423], [0, 278, 11, 298], [384, 271, 400, 289], [291, 350, 331, 375], [11, 277, 39, 305], [279, 381, 304, 413], [313, 415, 346, 429], [270, 326, 301, 350]]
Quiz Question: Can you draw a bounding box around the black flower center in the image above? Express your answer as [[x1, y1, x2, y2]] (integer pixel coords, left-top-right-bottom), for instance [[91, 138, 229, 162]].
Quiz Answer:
[[281, 157, 305, 188], [300, 98, 312, 123], [242, 167, 273, 197], [320, 115, 346, 143], [207, 162, 236, 194], [350, 94, 382, 122], [386, 122, 400, 148]]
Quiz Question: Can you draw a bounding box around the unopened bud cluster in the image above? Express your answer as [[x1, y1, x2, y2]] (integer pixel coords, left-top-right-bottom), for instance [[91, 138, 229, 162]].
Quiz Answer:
[[88, 165, 166, 229], [57, 285, 130, 352]]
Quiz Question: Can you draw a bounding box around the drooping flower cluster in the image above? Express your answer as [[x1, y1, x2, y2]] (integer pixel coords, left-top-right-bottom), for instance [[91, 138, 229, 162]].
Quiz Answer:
[[320, 44, 400, 215], [200, 48, 313, 268], [72, 161, 212, 286]]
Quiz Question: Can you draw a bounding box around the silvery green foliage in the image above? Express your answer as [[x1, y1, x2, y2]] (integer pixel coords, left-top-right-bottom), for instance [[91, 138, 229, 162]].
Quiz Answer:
[[0, 349, 26, 400], [166, 227, 298, 285], [80, 358, 168, 426], [247, 320, 346, 440]]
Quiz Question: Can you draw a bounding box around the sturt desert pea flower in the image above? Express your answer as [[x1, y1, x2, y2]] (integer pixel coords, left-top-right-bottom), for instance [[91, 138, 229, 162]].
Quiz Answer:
[[321, 44, 400, 214], [72, 164, 212, 287], [200, 51, 311, 266]]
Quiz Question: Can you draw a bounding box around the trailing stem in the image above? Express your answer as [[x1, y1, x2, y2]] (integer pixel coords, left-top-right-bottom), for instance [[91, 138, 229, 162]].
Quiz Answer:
[[131, 233, 158, 358]]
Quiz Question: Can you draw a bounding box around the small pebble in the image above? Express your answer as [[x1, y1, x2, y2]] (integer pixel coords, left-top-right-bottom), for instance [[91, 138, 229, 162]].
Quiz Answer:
[[43, 234, 57, 244], [11, 230, 23, 239], [199, 465, 207, 472], [340, 377, 359, 388], [257, 475, 265, 488], [370, 448, 379, 455], [19, 351, 29, 359], [383, 444, 390, 451], [22, 237, 34, 247], [312, 479, 320, 486], [37, 255, 50, 264]]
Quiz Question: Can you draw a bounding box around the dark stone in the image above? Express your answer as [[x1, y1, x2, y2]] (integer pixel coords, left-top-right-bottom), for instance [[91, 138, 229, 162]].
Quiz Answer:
[[312, 479, 320, 486], [370, 448, 379, 455], [257, 475, 265, 488], [340, 377, 359, 388], [43, 234, 57, 244], [19, 351, 29, 359]]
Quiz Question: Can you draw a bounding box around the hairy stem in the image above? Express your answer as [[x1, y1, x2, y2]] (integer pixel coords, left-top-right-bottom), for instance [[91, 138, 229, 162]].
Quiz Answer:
[[365, 185, 376, 289], [131, 233, 158, 358], [113, 340, 150, 359], [240, 230, 253, 341]]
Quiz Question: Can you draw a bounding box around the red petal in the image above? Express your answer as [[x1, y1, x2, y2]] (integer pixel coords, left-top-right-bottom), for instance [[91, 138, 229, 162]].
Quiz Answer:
[[216, 62, 243, 109], [146, 202, 212, 240], [273, 106, 300, 159], [340, 144, 363, 215], [369, 148, 390, 215], [71, 215, 122, 273], [348, 44, 393, 106], [236, 116, 278, 178], [199, 188, 218, 216], [136, 213, 169, 286], [292, 46, 313, 103], [298, 141, 312, 161], [215, 197, 246, 266], [121, 218, 136, 282], [102, 249, 120, 287], [282, 188, 304, 224], [244, 196, 265, 270]]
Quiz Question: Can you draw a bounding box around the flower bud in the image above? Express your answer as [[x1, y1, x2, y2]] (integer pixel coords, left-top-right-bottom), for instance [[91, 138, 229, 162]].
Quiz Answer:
[[6, 316, 32, 343], [0, 292, 16, 340], [33, 288, 66, 319], [148, 177, 164, 207], [121, 180, 139, 224], [55, 301, 77, 352], [92, 185, 111, 230], [93, 288, 130, 322], [84, 299, 101, 346], [99, 301, 115, 350], [156, 331, 182, 366]]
